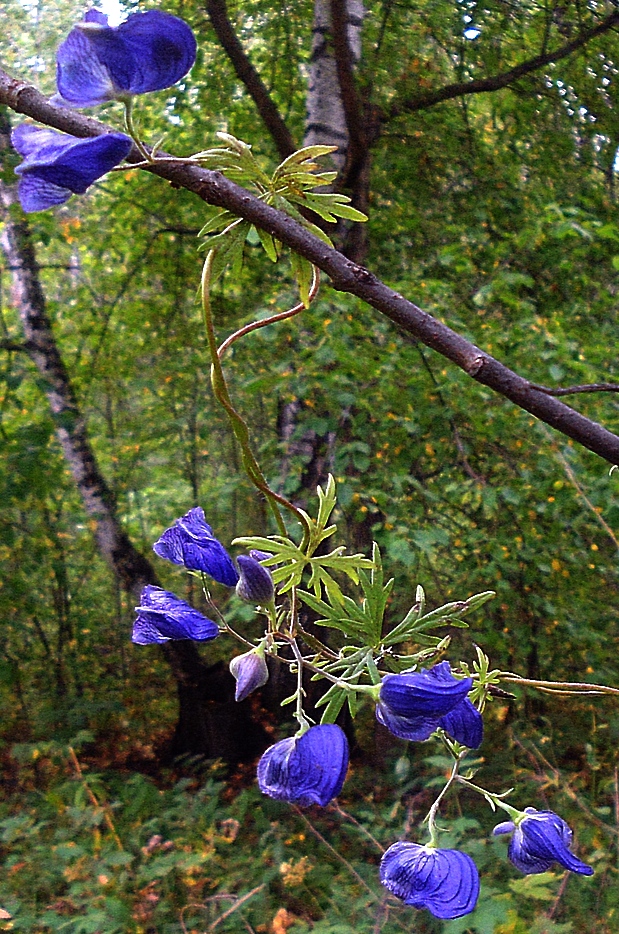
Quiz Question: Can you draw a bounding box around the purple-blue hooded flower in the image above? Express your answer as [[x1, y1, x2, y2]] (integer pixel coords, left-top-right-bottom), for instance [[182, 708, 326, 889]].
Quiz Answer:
[[257, 724, 349, 806], [236, 554, 274, 605], [133, 585, 219, 645], [493, 807, 593, 876], [56, 9, 197, 107], [230, 649, 269, 701], [377, 662, 483, 748], [153, 508, 239, 586], [380, 842, 480, 919], [12, 124, 131, 213], [438, 696, 484, 749]]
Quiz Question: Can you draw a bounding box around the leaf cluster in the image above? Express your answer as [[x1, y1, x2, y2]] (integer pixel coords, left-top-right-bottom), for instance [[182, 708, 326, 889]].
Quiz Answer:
[[195, 135, 366, 300]]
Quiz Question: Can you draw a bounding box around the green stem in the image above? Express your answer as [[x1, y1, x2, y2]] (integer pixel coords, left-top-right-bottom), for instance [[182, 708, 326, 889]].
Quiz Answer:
[[455, 776, 523, 822], [289, 637, 311, 735], [201, 251, 311, 542], [424, 749, 468, 846], [123, 98, 151, 162]]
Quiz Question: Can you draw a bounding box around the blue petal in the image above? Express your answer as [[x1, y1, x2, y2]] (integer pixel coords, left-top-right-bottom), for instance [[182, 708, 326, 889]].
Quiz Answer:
[[230, 651, 269, 701], [16, 175, 72, 212], [509, 809, 593, 876], [257, 724, 349, 806], [493, 820, 516, 835], [236, 555, 274, 604], [439, 697, 483, 748], [132, 585, 218, 644], [376, 702, 439, 742], [111, 11, 197, 94], [380, 662, 473, 719], [56, 26, 118, 105], [56, 10, 196, 104], [380, 843, 480, 920], [12, 127, 132, 212], [153, 508, 239, 585]]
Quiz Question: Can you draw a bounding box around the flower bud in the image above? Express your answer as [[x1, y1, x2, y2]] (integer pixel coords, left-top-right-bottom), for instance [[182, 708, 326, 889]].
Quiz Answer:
[[229, 649, 269, 701], [236, 554, 274, 604]]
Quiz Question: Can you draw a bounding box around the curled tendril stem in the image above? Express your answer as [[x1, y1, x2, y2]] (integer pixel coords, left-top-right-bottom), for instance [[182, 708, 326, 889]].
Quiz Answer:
[[201, 249, 311, 542], [217, 268, 320, 360]]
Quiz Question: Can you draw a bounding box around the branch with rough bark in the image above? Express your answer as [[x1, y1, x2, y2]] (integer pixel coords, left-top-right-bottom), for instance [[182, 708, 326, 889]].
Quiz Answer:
[[383, 9, 619, 121], [204, 0, 296, 160], [1, 74, 619, 463]]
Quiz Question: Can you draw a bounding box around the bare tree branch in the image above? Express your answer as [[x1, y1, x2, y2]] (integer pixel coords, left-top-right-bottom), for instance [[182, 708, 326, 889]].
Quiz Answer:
[[2, 75, 619, 463], [205, 0, 296, 160], [529, 382, 619, 396], [383, 9, 619, 122]]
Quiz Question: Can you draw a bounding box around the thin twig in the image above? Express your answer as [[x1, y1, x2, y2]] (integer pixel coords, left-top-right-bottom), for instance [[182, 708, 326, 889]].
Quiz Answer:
[[539, 425, 619, 549], [530, 382, 619, 396], [207, 885, 265, 933], [293, 806, 379, 899], [500, 673, 619, 697], [329, 802, 385, 853], [67, 747, 123, 851]]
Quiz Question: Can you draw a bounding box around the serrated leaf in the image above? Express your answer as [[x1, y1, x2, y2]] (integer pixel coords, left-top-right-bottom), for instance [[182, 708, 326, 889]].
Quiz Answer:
[[320, 691, 347, 724], [256, 226, 279, 262], [198, 210, 236, 238], [290, 251, 313, 307], [273, 145, 338, 177]]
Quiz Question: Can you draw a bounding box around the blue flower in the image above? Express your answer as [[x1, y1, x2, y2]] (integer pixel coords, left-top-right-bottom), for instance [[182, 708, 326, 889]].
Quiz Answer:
[[493, 807, 593, 876], [153, 508, 239, 586], [56, 9, 197, 107], [377, 662, 483, 748], [438, 697, 484, 749], [380, 842, 480, 919], [236, 554, 274, 605], [257, 724, 349, 806], [133, 585, 219, 644], [11, 125, 131, 213], [230, 649, 269, 701]]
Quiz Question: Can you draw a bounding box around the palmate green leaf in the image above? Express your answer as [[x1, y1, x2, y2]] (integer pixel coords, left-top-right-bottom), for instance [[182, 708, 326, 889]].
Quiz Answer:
[[383, 591, 495, 647], [201, 221, 251, 280], [298, 588, 372, 640], [255, 226, 279, 262], [271, 193, 334, 246], [289, 191, 368, 224], [273, 144, 339, 177], [319, 688, 347, 724], [198, 209, 237, 238], [290, 250, 313, 307]]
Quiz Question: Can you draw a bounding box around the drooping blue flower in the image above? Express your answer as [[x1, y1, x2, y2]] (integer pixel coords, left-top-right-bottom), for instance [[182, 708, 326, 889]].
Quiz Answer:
[[153, 508, 239, 586], [380, 842, 480, 919], [493, 807, 593, 876], [377, 662, 482, 748], [56, 9, 197, 107], [438, 697, 484, 749], [236, 554, 274, 605], [230, 649, 269, 701], [133, 585, 219, 645], [11, 124, 131, 213], [257, 724, 349, 806]]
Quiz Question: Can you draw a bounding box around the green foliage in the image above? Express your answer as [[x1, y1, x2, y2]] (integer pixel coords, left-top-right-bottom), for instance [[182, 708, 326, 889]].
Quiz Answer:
[[196, 135, 366, 298]]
